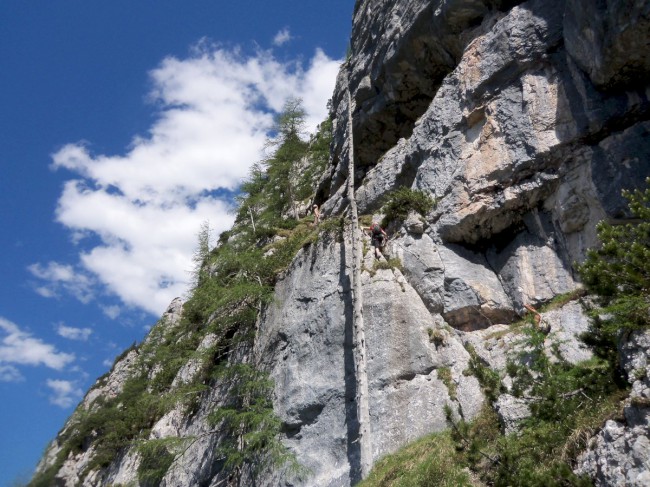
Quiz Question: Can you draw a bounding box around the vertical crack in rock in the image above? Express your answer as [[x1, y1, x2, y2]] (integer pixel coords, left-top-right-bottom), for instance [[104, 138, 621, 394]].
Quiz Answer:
[[340, 236, 363, 485]]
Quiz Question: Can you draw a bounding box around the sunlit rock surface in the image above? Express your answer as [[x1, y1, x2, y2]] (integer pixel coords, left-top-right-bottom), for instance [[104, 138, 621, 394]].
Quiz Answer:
[[34, 0, 650, 485]]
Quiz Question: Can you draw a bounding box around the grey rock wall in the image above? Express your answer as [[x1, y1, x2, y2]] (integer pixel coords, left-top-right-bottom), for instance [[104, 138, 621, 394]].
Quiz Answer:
[[255, 230, 484, 485], [324, 0, 650, 333]]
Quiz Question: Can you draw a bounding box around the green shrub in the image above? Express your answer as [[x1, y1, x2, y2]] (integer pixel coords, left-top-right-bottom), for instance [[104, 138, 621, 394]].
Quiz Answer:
[[381, 187, 435, 227], [137, 439, 178, 486], [578, 180, 650, 338], [361, 184, 650, 487], [208, 364, 298, 482], [575, 180, 650, 385], [462, 343, 504, 402], [484, 321, 626, 486]]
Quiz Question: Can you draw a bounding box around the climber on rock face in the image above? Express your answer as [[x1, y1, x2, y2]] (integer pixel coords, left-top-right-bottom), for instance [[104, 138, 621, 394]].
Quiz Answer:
[[367, 221, 387, 259], [524, 303, 551, 334], [312, 204, 321, 226]]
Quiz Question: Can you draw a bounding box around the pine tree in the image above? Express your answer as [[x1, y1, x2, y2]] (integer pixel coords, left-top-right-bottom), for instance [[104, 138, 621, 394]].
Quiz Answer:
[[191, 221, 212, 289], [579, 179, 650, 334], [264, 98, 308, 220]]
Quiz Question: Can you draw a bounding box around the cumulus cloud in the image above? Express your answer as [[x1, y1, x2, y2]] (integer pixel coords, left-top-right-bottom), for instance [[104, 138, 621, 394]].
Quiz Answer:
[[273, 28, 293, 46], [46, 379, 84, 408], [42, 43, 341, 316], [28, 261, 95, 303], [56, 324, 92, 341], [0, 317, 75, 370]]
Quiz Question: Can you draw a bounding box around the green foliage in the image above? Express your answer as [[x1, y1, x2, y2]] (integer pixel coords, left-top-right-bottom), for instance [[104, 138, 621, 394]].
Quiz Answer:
[[237, 98, 310, 228], [358, 214, 374, 228], [297, 116, 332, 201], [489, 324, 624, 485], [191, 220, 212, 289], [318, 215, 345, 239], [463, 343, 504, 402], [578, 180, 650, 335], [273, 97, 307, 140], [33, 97, 331, 486], [449, 405, 501, 471], [363, 184, 650, 487], [579, 182, 650, 301], [427, 327, 446, 346], [576, 180, 650, 382], [137, 438, 179, 486], [358, 430, 474, 487], [29, 369, 170, 486], [28, 460, 62, 487], [489, 390, 620, 486], [437, 367, 457, 401], [208, 364, 297, 481], [235, 99, 331, 238], [380, 187, 435, 227]]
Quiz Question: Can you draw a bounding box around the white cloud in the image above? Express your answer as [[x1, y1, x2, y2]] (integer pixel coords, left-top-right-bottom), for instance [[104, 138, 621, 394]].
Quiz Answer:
[[44, 43, 341, 316], [101, 304, 121, 320], [57, 324, 92, 341], [273, 28, 292, 46], [28, 261, 95, 304], [0, 364, 24, 382], [46, 379, 84, 408], [0, 317, 75, 370]]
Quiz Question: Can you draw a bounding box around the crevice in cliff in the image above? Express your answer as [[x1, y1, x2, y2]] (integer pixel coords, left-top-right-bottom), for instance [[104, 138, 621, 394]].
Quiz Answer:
[[340, 232, 363, 486]]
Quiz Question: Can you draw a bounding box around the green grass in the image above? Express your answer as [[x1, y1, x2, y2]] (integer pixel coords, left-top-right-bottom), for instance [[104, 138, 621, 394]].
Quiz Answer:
[[427, 327, 446, 346], [359, 214, 374, 228], [438, 367, 457, 401], [358, 431, 475, 487], [373, 257, 403, 272], [360, 376, 625, 487]]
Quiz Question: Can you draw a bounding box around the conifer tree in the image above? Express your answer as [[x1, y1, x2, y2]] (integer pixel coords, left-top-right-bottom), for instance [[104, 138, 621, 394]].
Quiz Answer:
[[191, 221, 212, 289], [264, 98, 308, 220], [579, 180, 650, 335]]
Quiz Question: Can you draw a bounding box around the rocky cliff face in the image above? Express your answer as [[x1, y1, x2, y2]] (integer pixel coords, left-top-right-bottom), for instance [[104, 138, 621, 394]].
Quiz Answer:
[[34, 1, 650, 486]]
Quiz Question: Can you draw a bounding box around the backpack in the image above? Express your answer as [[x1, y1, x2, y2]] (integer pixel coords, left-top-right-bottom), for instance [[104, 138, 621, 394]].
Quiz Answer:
[[372, 224, 383, 236]]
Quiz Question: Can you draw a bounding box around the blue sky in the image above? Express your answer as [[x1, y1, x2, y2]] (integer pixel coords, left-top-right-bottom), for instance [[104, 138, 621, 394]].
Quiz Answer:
[[0, 1, 351, 483]]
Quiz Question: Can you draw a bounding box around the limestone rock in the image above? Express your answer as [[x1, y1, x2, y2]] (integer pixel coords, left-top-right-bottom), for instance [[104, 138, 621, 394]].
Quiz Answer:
[[564, 0, 650, 90], [461, 324, 520, 373], [495, 394, 531, 435], [438, 244, 514, 330], [575, 330, 650, 486], [255, 232, 486, 483], [82, 349, 139, 408], [541, 300, 592, 365], [404, 211, 425, 234]]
